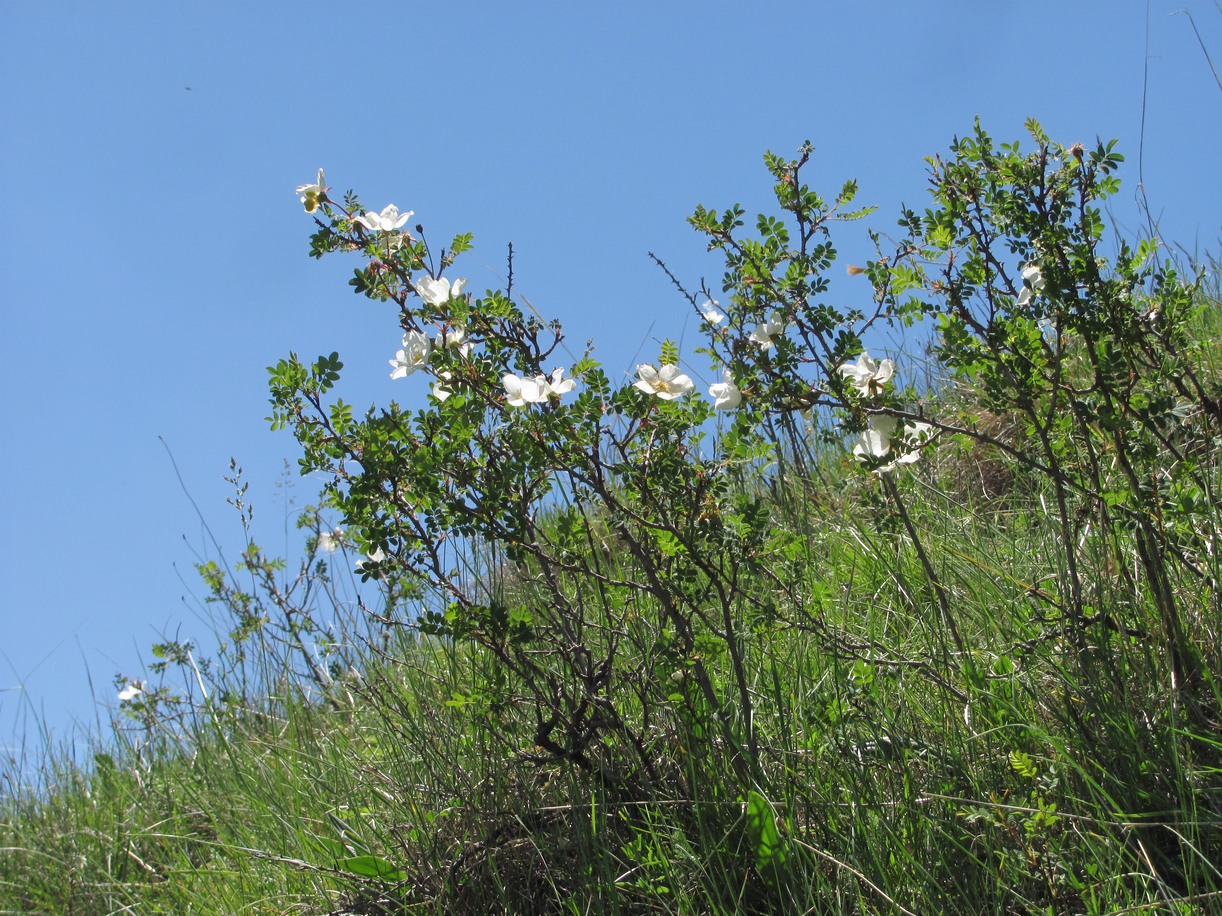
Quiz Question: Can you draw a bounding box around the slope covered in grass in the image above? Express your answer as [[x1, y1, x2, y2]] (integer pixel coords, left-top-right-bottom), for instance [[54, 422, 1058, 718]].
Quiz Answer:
[[5, 359, 1220, 913]]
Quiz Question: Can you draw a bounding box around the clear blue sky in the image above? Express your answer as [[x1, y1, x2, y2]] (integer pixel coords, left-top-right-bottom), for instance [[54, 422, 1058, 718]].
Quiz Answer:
[[2, 2, 1219, 770]]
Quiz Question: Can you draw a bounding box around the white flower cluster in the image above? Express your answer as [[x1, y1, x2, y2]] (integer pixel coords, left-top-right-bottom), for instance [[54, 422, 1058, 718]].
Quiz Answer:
[[852, 414, 933, 474], [837, 349, 933, 475], [317, 528, 343, 552], [699, 299, 726, 325], [750, 312, 786, 351], [295, 168, 327, 213], [502, 368, 577, 406], [630, 299, 776, 410], [1016, 263, 1044, 308], [387, 278, 477, 381], [634, 362, 743, 411], [416, 276, 466, 307], [389, 330, 431, 379], [356, 204, 413, 234], [633, 364, 694, 400], [356, 547, 386, 578], [839, 352, 894, 398], [708, 370, 742, 410], [632, 299, 747, 411]]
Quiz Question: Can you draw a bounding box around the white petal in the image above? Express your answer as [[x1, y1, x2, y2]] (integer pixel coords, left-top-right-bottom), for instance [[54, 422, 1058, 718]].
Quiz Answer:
[[389, 356, 407, 379], [652, 364, 694, 398], [415, 277, 452, 306], [710, 384, 741, 410], [502, 373, 527, 406], [699, 300, 726, 325], [295, 169, 324, 195], [750, 325, 775, 349], [1021, 263, 1044, 288], [547, 368, 576, 397], [853, 428, 890, 460], [531, 377, 552, 402], [869, 414, 899, 439]]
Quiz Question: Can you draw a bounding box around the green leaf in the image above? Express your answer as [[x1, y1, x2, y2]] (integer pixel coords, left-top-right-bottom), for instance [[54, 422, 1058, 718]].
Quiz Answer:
[[839, 205, 877, 220], [1009, 750, 1038, 779], [336, 855, 407, 883], [448, 232, 474, 257], [745, 789, 788, 878]]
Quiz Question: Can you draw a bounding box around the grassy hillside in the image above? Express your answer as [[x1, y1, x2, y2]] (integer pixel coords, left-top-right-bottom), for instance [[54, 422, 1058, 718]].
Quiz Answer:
[[3, 131, 1221, 914], [5, 343, 1220, 912]]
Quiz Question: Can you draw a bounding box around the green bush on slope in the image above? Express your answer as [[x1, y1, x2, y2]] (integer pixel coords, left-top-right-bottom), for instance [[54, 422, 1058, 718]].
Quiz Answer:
[[3, 123, 1220, 915]]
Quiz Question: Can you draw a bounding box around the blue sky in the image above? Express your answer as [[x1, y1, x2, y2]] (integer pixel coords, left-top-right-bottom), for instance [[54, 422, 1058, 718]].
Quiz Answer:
[[2, 1, 1219, 770]]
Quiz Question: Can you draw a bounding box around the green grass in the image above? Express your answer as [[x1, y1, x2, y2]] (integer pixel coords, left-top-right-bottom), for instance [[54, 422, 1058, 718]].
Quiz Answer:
[[4, 307, 1222, 915]]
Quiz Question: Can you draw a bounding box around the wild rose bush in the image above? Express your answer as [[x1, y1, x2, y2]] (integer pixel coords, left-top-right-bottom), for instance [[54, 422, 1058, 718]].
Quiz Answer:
[[264, 121, 1217, 806], [91, 122, 1220, 912], [271, 145, 927, 793], [876, 120, 1217, 706]]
